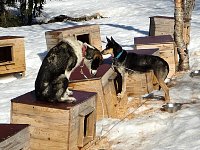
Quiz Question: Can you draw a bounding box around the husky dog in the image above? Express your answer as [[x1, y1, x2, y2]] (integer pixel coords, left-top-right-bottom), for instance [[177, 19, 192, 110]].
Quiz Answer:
[[35, 37, 102, 103], [101, 37, 170, 102]]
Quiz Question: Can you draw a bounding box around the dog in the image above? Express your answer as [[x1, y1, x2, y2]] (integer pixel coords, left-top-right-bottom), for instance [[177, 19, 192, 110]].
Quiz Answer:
[[101, 37, 170, 102], [35, 37, 102, 103]]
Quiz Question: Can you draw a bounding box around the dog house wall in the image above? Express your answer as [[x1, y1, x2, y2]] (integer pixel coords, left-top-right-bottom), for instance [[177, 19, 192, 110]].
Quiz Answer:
[[11, 90, 96, 150], [0, 36, 26, 76], [134, 35, 178, 79], [0, 124, 30, 150], [69, 58, 128, 120], [149, 16, 190, 45], [45, 24, 102, 51]]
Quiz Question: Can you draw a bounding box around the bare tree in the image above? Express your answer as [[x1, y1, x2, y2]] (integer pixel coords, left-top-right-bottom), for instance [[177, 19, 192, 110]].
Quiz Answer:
[[174, 0, 195, 71]]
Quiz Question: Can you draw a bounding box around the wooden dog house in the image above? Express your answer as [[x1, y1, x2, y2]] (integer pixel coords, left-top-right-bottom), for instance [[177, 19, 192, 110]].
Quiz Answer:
[[69, 58, 128, 120], [0, 124, 30, 150], [134, 35, 178, 79], [149, 16, 190, 46], [45, 25, 128, 119], [45, 24, 102, 51], [0, 36, 26, 76], [11, 90, 97, 150]]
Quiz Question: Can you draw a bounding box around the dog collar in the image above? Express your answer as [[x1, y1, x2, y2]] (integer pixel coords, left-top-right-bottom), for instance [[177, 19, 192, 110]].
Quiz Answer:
[[115, 50, 123, 59], [82, 46, 86, 57]]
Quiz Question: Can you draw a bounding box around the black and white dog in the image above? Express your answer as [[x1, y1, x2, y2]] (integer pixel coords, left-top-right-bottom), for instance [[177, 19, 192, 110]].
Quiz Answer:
[[35, 37, 102, 103], [101, 37, 170, 102]]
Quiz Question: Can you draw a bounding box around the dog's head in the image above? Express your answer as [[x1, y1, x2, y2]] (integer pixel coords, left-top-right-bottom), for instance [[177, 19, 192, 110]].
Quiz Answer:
[[82, 43, 103, 76], [101, 37, 122, 57]]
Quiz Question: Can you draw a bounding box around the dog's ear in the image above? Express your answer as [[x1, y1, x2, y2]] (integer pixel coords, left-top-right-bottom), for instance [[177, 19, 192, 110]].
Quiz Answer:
[[111, 36, 116, 43], [106, 36, 111, 43]]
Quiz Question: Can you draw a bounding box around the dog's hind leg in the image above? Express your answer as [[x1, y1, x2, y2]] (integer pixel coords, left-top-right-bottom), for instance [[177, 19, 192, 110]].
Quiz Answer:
[[52, 74, 76, 103], [154, 76, 170, 102]]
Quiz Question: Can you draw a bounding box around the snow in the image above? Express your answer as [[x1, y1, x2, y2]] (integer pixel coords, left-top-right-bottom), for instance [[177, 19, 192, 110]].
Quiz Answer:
[[1, 0, 200, 149]]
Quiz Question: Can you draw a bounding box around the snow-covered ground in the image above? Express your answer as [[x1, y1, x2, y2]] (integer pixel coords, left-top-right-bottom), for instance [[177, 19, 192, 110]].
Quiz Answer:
[[1, 0, 200, 149]]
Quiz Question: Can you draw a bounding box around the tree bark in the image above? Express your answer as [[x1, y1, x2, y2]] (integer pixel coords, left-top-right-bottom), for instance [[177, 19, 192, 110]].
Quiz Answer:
[[174, 0, 189, 71], [184, 0, 195, 22]]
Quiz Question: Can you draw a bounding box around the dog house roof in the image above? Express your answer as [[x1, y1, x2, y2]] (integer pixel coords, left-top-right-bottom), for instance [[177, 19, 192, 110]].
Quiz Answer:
[[127, 49, 159, 55], [11, 90, 96, 110], [134, 35, 173, 45], [70, 57, 112, 82], [0, 124, 29, 142], [46, 24, 98, 33], [149, 16, 174, 19], [0, 36, 24, 40]]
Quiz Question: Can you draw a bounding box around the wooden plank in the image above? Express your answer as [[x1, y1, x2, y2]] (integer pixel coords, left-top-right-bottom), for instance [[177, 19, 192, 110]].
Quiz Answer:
[[12, 114, 69, 131], [12, 103, 70, 121], [0, 125, 30, 150], [30, 126, 69, 143], [126, 71, 154, 97], [30, 138, 68, 150], [77, 116, 84, 148], [101, 68, 114, 87], [79, 106, 95, 117], [45, 24, 102, 51]]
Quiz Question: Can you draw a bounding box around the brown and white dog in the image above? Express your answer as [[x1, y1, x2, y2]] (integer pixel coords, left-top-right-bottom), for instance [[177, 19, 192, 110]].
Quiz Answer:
[[35, 37, 102, 103], [101, 37, 170, 102]]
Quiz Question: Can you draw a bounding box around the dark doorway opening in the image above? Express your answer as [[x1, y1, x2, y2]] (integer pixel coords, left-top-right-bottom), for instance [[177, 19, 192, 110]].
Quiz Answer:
[[76, 34, 90, 44], [0, 46, 13, 63]]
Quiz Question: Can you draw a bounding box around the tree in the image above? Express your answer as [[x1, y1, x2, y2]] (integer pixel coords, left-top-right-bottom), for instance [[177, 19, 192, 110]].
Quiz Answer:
[[0, 0, 45, 27], [174, 0, 195, 71]]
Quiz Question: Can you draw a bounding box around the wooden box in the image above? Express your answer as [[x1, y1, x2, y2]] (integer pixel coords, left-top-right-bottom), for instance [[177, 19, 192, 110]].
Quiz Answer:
[[131, 48, 160, 56], [134, 35, 178, 79], [45, 24, 102, 51], [125, 50, 159, 97], [0, 36, 26, 76], [69, 58, 127, 120], [149, 16, 190, 45], [11, 90, 97, 150], [126, 71, 154, 97], [0, 124, 30, 150]]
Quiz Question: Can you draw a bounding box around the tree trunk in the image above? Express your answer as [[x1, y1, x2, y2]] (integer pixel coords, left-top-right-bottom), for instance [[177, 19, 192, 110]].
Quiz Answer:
[[174, 0, 189, 71], [184, 0, 195, 22]]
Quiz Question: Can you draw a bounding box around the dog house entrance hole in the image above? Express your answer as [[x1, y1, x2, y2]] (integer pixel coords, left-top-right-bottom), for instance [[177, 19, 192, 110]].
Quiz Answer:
[[0, 46, 13, 64], [84, 113, 90, 137], [76, 34, 90, 44], [78, 106, 95, 148]]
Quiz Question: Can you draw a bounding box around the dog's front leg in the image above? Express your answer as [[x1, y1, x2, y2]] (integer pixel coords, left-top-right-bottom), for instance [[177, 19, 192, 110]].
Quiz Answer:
[[117, 73, 127, 99]]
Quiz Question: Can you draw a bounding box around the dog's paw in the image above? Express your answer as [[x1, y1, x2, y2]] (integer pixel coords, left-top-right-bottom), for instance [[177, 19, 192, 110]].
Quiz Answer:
[[117, 92, 124, 99], [60, 95, 76, 103], [66, 97, 77, 103], [66, 88, 73, 96]]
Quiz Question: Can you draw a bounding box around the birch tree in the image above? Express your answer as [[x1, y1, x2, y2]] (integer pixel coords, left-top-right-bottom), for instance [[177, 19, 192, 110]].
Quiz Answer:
[[174, 0, 195, 71]]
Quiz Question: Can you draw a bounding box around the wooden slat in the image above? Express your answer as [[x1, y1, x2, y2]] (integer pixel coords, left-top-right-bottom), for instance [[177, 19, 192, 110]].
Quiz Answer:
[[0, 125, 30, 150], [30, 138, 68, 150]]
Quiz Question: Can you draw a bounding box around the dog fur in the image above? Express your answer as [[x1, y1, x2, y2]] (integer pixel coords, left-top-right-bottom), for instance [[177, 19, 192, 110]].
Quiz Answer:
[[101, 37, 170, 102], [35, 37, 102, 103]]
